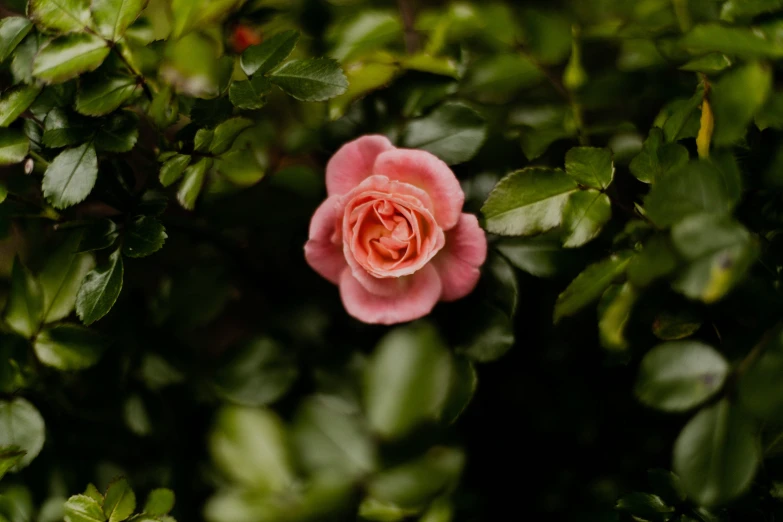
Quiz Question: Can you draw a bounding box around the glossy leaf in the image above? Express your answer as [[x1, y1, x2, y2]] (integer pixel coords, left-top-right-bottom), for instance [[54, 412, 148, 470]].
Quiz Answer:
[[240, 30, 299, 76], [598, 283, 637, 351], [402, 102, 487, 165], [64, 495, 105, 522], [564, 147, 614, 189], [122, 216, 167, 258], [103, 478, 136, 522], [32, 34, 110, 84], [0, 17, 32, 63], [28, 0, 92, 33], [34, 324, 105, 370], [4, 258, 43, 339], [91, 0, 149, 41], [75, 72, 140, 116], [159, 154, 191, 187], [711, 62, 771, 146], [76, 248, 124, 325], [269, 58, 348, 102], [561, 190, 611, 248], [176, 158, 211, 210], [0, 85, 41, 127], [42, 108, 93, 148], [228, 76, 271, 110], [43, 143, 99, 209], [0, 398, 45, 470], [0, 128, 29, 165], [39, 232, 96, 323], [209, 117, 253, 155], [554, 252, 633, 323], [143, 489, 174, 516], [629, 128, 689, 184]]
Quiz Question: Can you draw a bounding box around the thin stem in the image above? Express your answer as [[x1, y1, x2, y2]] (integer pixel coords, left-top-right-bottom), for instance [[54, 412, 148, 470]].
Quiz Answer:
[[397, 0, 421, 54], [28, 149, 49, 169], [111, 45, 153, 100]]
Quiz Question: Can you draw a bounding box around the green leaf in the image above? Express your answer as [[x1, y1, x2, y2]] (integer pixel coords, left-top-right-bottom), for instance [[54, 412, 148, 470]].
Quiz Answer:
[[292, 395, 376, 479], [0, 128, 29, 166], [661, 89, 703, 143], [711, 62, 771, 146], [680, 53, 732, 73], [461, 53, 542, 103], [627, 234, 679, 288], [33, 324, 105, 371], [176, 158, 211, 210], [564, 147, 614, 189], [553, 252, 633, 323], [39, 232, 96, 323], [482, 167, 578, 236], [64, 495, 106, 522], [738, 328, 783, 422], [368, 448, 464, 509], [228, 76, 271, 110], [496, 237, 575, 278], [84, 484, 103, 503], [670, 214, 757, 303], [681, 24, 783, 59], [95, 110, 139, 153], [331, 11, 401, 62], [598, 283, 637, 351], [32, 34, 110, 84], [4, 257, 43, 338], [159, 154, 191, 187], [402, 102, 487, 165], [143, 489, 174, 516], [328, 55, 399, 119], [756, 92, 783, 131], [644, 161, 736, 228], [43, 108, 93, 148], [240, 30, 299, 76], [193, 129, 213, 152], [0, 398, 45, 470], [76, 248, 124, 325], [0, 447, 25, 481], [635, 341, 728, 412], [170, 0, 244, 39], [122, 216, 166, 258], [214, 337, 298, 407], [364, 323, 452, 439], [209, 406, 295, 492], [28, 0, 92, 33], [629, 128, 689, 184], [0, 85, 41, 127], [561, 190, 611, 248], [75, 72, 141, 116], [653, 309, 702, 341], [43, 143, 98, 209], [103, 478, 136, 522], [91, 0, 149, 41], [269, 58, 348, 102], [77, 219, 120, 252], [442, 356, 477, 423], [673, 400, 760, 506], [0, 17, 32, 63], [615, 493, 675, 522], [209, 117, 253, 155]]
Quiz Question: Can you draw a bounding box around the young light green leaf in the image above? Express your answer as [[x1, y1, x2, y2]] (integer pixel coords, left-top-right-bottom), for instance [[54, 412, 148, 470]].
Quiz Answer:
[[32, 34, 110, 84], [598, 283, 637, 351], [0, 17, 33, 63], [629, 128, 689, 184], [0, 446, 25, 481], [240, 30, 299, 76], [84, 484, 103, 503], [76, 248, 124, 325], [331, 12, 401, 62], [43, 108, 93, 148], [123, 216, 167, 258], [269, 58, 348, 102], [635, 341, 728, 412], [159, 154, 191, 187], [0, 85, 42, 127], [228, 76, 271, 110], [564, 147, 614, 189], [103, 478, 136, 522], [680, 53, 732, 73], [28, 0, 92, 33], [481, 167, 578, 236], [673, 400, 759, 506], [95, 110, 139, 152], [292, 395, 376, 479], [681, 24, 783, 59], [91, 0, 149, 41], [209, 118, 253, 155], [176, 158, 211, 210], [0, 398, 45, 469], [43, 143, 99, 209], [64, 494, 106, 522], [553, 252, 633, 323], [34, 324, 105, 370], [4, 257, 43, 339], [0, 128, 29, 165], [402, 102, 487, 165], [77, 219, 120, 252], [39, 232, 96, 323], [561, 190, 611, 248], [143, 489, 174, 516], [365, 323, 452, 439], [75, 72, 141, 116], [193, 129, 213, 152], [711, 62, 771, 146]]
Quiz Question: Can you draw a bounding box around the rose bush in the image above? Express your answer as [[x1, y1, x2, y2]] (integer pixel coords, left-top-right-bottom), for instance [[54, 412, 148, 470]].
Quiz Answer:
[[305, 135, 486, 324]]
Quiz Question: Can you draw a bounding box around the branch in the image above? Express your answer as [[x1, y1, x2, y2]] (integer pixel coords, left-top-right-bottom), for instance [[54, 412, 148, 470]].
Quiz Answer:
[[397, 0, 421, 54]]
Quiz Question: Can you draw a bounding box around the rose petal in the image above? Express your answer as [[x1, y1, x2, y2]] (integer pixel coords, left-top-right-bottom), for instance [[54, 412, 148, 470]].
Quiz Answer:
[[326, 135, 395, 196], [374, 148, 465, 230], [339, 264, 442, 324], [304, 195, 345, 284], [434, 213, 487, 302]]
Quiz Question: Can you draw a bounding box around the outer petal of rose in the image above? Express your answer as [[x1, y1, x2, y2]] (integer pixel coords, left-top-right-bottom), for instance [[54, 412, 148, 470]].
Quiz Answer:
[[373, 148, 465, 230], [326, 135, 395, 196], [304, 195, 345, 284], [434, 213, 488, 302], [339, 264, 442, 325]]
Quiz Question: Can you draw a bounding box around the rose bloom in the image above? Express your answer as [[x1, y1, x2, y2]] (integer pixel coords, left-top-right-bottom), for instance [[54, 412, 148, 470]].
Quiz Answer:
[[304, 135, 487, 325]]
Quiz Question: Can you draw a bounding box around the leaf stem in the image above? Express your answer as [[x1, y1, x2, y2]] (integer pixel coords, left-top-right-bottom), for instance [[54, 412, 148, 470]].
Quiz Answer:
[[397, 0, 421, 54]]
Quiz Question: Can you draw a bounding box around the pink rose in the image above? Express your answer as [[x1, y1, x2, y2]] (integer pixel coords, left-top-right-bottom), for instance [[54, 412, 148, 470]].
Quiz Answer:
[[304, 135, 487, 325]]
